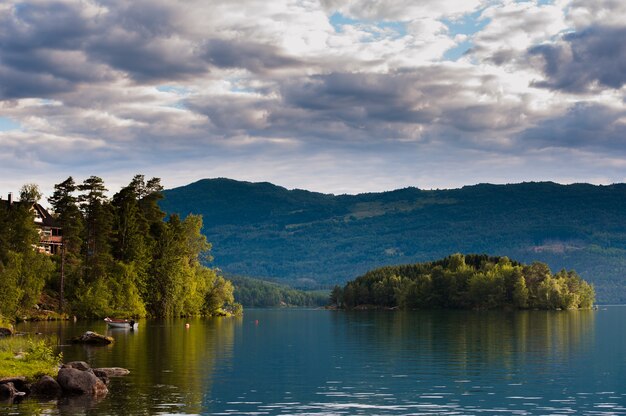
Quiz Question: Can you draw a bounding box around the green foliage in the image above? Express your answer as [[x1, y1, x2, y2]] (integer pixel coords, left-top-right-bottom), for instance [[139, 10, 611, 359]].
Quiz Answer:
[[0, 174, 239, 320], [0, 336, 61, 380], [160, 179, 626, 303], [19, 184, 42, 204], [0, 250, 55, 316], [0, 195, 39, 259], [229, 275, 329, 307], [0, 314, 12, 329], [341, 254, 595, 310]]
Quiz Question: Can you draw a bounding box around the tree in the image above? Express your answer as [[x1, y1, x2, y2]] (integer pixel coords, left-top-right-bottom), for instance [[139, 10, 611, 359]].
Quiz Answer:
[[19, 183, 42, 204], [512, 274, 529, 308], [49, 177, 83, 257], [330, 285, 343, 307], [78, 176, 113, 264]]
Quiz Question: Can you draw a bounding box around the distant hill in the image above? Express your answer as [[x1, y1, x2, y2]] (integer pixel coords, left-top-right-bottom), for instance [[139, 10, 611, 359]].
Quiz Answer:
[[160, 178, 626, 303], [228, 275, 328, 307]]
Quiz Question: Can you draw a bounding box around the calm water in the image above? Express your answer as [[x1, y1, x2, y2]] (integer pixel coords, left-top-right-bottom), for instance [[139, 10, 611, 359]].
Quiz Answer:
[[4, 307, 626, 415]]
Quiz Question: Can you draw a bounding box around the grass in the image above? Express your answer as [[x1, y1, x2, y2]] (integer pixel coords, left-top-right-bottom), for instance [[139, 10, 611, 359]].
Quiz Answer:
[[0, 314, 13, 331], [0, 336, 62, 381]]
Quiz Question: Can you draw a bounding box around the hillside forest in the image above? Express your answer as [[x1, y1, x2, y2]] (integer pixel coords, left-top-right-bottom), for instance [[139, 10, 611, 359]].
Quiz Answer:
[[160, 179, 626, 303], [0, 176, 241, 322]]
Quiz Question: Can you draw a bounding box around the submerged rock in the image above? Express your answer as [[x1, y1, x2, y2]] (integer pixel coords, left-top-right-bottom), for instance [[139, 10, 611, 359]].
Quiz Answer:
[[69, 331, 114, 345], [94, 367, 130, 377]]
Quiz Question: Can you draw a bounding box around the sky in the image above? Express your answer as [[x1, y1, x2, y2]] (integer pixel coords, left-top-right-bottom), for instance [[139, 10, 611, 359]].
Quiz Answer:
[[0, 0, 625, 196]]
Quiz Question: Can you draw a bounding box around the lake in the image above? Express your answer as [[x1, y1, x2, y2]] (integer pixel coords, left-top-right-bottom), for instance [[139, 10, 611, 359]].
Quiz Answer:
[[4, 307, 626, 415]]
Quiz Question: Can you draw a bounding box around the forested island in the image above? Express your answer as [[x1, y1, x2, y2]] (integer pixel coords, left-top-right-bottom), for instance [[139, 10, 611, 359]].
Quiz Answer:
[[330, 254, 595, 310], [0, 175, 241, 324]]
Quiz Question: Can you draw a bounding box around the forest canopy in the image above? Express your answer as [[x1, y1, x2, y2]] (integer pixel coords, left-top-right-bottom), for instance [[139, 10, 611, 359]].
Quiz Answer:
[[331, 254, 595, 310], [0, 175, 241, 321]]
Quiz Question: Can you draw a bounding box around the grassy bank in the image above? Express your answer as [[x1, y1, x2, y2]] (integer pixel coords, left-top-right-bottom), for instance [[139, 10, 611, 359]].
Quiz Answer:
[[0, 336, 62, 381]]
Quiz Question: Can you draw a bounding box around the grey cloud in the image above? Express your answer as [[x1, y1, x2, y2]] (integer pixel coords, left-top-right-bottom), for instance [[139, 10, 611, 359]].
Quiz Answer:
[[0, 1, 100, 97], [87, 35, 208, 82], [0, 66, 74, 99], [281, 72, 438, 124], [529, 26, 626, 92], [279, 70, 529, 140], [185, 68, 529, 149], [204, 39, 303, 73], [0, 1, 91, 51], [520, 103, 626, 150], [0, 0, 306, 96]]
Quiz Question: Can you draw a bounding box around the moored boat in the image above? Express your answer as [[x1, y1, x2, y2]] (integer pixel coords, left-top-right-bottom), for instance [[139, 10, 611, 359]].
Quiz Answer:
[[104, 317, 138, 329]]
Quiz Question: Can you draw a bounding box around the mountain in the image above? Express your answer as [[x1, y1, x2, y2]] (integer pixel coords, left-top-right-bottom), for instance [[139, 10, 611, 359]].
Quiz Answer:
[[160, 178, 626, 303]]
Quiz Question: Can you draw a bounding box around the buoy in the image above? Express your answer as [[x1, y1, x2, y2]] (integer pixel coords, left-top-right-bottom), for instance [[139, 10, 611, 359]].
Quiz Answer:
[[255, 320, 259, 325], [185, 323, 190, 329]]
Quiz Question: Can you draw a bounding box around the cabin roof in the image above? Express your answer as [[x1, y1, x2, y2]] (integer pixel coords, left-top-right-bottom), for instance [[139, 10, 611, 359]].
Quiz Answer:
[[0, 197, 60, 228]]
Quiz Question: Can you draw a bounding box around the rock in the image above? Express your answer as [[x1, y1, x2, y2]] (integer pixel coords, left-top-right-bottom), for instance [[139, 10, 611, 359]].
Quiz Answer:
[[0, 377, 29, 395], [91, 369, 109, 385], [0, 327, 13, 337], [30, 375, 62, 397], [62, 361, 91, 371], [0, 382, 19, 400], [69, 331, 114, 345], [94, 367, 130, 377], [57, 368, 108, 396]]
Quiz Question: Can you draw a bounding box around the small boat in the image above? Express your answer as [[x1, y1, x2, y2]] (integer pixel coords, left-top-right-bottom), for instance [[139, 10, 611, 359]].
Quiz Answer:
[[104, 317, 138, 329]]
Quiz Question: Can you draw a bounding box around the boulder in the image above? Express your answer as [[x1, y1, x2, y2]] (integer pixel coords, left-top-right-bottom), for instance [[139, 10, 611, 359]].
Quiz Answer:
[[0, 327, 13, 337], [62, 361, 91, 371], [0, 382, 18, 400], [30, 375, 62, 397], [69, 331, 114, 345], [0, 382, 26, 400], [57, 368, 108, 396], [91, 369, 109, 385], [94, 367, 130, 377], [0, 377, 29, 395]]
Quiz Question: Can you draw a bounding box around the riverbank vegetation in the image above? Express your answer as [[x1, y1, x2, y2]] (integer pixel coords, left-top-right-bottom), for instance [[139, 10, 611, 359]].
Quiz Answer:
[[331, 254, 595, 310], [0, 175, 241, 321], [0, 336, 62, 380]]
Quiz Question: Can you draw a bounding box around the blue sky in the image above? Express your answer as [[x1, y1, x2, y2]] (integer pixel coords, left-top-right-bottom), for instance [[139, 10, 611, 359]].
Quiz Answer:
[[0, 0, 624, 196], [0, 117, 20, 132]]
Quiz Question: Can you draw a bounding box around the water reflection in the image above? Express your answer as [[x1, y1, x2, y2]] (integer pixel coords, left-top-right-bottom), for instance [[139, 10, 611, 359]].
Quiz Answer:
[[8, 316, 239, 415], [5, 309, 625, 416]]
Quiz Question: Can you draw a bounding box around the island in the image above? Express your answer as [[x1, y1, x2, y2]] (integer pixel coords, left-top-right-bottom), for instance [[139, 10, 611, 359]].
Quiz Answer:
[[330, 254, 595, 310]]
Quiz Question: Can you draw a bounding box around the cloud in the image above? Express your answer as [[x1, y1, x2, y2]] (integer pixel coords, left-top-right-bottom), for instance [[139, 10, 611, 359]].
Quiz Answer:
[[520, 102, 626, 151], [528, 26, 626, 93], [0, 0, 624, 196], [321, 0, 484, 21], [204, 39, 303, 73], [468, 1, 566, 66]]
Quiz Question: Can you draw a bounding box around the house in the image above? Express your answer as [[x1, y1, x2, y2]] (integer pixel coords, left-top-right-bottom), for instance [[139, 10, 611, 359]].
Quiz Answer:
[[1, 193, 63, 255]]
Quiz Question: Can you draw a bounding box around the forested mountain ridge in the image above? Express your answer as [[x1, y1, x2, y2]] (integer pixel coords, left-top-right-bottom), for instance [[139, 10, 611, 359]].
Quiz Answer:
[[160, 178, 626, 303]]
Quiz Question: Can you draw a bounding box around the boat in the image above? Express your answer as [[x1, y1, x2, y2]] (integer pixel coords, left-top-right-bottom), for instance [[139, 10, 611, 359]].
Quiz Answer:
[[104, 317, 138, 329]]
